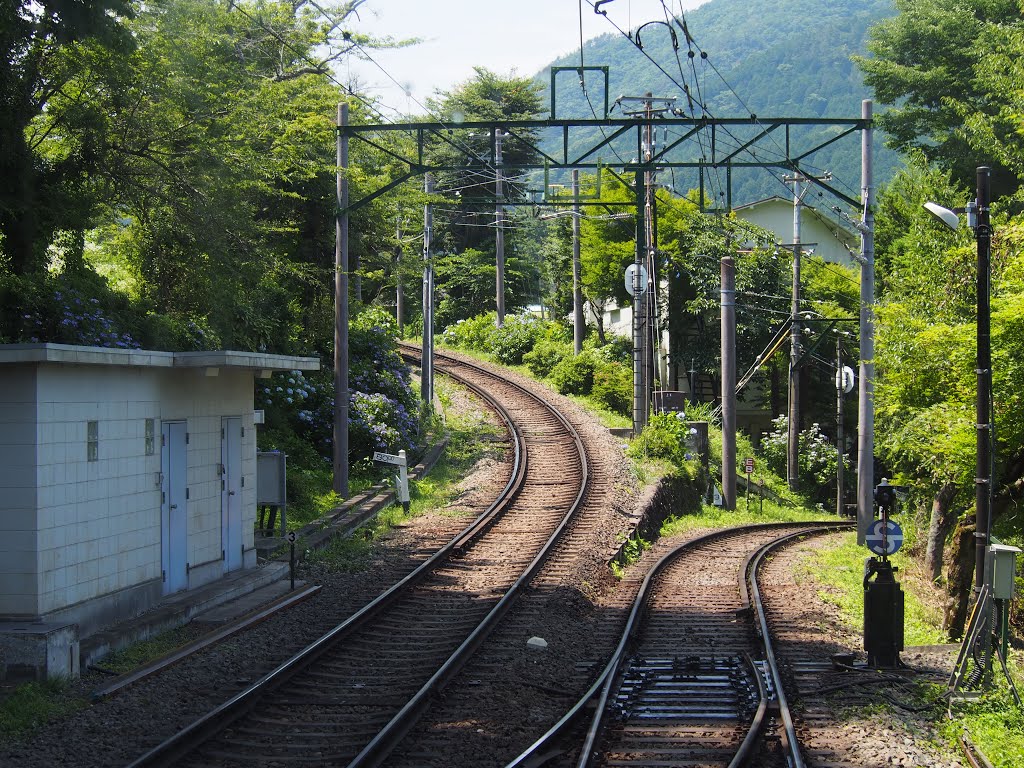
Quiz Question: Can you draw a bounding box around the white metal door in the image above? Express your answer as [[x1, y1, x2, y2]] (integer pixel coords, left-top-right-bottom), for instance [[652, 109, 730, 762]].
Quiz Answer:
[[160, 421, 188, 594], [221, 417, 243, 572]]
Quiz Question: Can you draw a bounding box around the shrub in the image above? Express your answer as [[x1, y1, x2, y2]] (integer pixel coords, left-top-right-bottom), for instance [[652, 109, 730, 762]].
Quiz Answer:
[[440, 312, 497, 351], [586, 333, 632, 364], [489, 313, 541, 365], [550, 351, 596, 395], [256, 306, 420, 469], [627, 412, 691, 466], [523, 338, 572, 378], [591, 361, 632, 416]]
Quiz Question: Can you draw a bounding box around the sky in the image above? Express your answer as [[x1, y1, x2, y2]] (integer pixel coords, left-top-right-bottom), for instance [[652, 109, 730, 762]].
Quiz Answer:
[[343, 0, 709, 116]]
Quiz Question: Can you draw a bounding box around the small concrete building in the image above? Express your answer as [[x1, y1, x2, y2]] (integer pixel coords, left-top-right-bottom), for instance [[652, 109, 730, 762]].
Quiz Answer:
[[0, 344, 318, 679]]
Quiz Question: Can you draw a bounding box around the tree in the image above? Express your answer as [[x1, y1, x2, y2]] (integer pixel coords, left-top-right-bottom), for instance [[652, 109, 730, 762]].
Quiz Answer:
[[871, 158, 1024, 634], [956, 23, 1024, 191], [424, 68, 544, 324], [578, 170, 636, 343], [855, 0, 1024, 196], [1, 0, 134, 274]]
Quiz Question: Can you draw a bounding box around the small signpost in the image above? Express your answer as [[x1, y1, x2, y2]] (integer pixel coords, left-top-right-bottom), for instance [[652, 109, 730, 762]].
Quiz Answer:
[[287, 530, 297, 589], [865, 518, 904, 557], [743, 457, 755, 511], [373, 450, 410, 513]]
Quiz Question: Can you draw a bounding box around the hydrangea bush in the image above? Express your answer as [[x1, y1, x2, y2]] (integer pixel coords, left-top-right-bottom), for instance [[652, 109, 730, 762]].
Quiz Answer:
[[256, 307, 419, 466], [14, 282, 140, 348], [760, 415, 839, 501]]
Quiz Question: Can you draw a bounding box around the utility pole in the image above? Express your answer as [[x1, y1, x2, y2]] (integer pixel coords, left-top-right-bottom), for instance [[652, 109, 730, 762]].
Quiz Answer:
[[422, 173, 434, 408], [721, 250, 737, 510], [857, 100, 876, 545], [619, 93, 675, 435], [395, 215, 404, 337], [975, 165, 993, 592], [334, 102, 350, 497], [836, 335, 845, 518], [783, 169, 831, 492], [495, 129, 506, 327], [572, 169, 584, 355], [632, 168, 648, 435], [785, 173, 803, 492]]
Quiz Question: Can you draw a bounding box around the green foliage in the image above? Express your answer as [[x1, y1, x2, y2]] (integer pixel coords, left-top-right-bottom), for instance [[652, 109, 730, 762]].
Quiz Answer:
[[942, 681, 1024, 768], [523, 337, 572, 378], [591, 361, 632, 416], [0, 0, 134, 275], [440, 311, 498, 351], [856, 0, 1024, 196], [549, 351, 597, 396], [797, 533, 946, 645], [257, 307, 419, 493], [660, 500, 824, 537], [627, 413, 693, 468], [585, 333, 633, 364], [425, 69, 544, 320]]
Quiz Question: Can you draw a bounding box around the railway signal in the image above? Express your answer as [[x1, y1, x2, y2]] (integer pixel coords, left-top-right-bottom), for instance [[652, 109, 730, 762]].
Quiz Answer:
[[863, 478, 905, 667]]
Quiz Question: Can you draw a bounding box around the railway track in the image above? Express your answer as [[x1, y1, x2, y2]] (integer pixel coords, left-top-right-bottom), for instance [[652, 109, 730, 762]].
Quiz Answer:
[[508, 522, 852, 768], [125, 349, 591, 767]]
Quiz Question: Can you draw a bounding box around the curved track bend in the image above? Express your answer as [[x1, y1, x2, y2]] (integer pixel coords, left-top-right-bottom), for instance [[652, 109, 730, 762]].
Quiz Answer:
[[125, 348, 590, 768]]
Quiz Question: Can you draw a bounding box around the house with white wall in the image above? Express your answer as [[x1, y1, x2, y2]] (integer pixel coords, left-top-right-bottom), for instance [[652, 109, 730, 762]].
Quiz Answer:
[[732, 196, 860, 267], [0, 344, 318, 679]]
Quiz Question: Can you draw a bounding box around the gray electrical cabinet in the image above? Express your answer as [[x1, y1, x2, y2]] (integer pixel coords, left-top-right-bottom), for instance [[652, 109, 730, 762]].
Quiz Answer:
[[257, 450, 287, 536], [989, 543, 1021, 601]]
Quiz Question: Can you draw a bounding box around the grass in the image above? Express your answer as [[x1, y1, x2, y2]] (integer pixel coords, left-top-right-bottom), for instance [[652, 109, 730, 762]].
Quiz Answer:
[[795, 532, 946, 646], [793, 533, 1024, 766], [943, 674, 1024, 767], [661, 499, 827, 538], [0, 679, 86, 743], [95, 625, 204, 675]]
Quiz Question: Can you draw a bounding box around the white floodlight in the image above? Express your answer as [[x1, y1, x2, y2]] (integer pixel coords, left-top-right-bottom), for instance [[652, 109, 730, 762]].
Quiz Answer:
[[924, 201, 960, 231]]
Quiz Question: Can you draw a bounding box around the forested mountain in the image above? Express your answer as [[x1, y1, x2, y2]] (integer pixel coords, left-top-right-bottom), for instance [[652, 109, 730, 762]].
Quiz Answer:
[[536, 0, 901, 203]]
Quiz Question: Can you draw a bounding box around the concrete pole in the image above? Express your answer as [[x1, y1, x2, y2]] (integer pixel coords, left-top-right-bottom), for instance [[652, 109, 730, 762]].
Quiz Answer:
[[974, 165, 992, 592], [395, 217, 404, 337], [787, 175, 803, 492], [495, 130, 506, 327], [572, 170, 584, 355], [721, 252, 737, 510], [633, 170, 647, 436], [857, 100, 876, 545], [333, 102, 350, 497], [837, 336, 845, 517], [422, 173, 434, 408]]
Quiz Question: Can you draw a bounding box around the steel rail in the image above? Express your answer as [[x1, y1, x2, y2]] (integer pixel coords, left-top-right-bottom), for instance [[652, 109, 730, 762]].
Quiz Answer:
[[345, 348, 592, 767], [506, 521, 850, 768], [125, 353, 530, 768], [746, 528, 836, 768], [732, 526, 849, 767]]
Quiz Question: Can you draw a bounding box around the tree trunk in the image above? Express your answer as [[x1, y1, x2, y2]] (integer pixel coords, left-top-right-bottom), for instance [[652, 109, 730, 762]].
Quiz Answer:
[[925, 483, 959, 582], [943, 517, 975, 641]]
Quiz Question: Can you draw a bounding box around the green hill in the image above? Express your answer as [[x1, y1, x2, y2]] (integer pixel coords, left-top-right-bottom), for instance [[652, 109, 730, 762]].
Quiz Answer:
[[534, 0, 901, 205]]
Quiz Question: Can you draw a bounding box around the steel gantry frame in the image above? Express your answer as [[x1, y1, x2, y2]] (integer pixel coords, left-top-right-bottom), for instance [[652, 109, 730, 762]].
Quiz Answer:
[[334, 107, 875, 531]]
